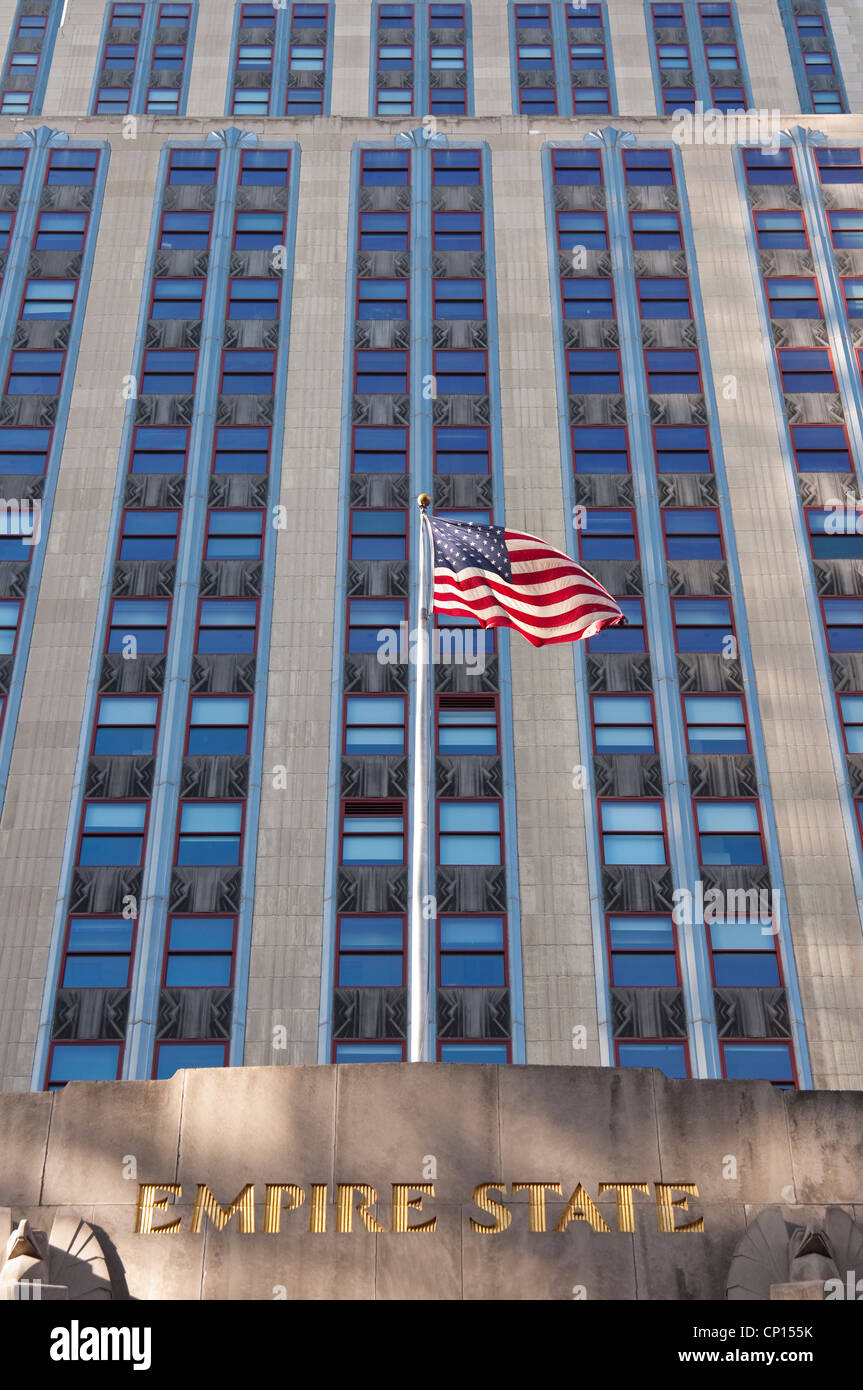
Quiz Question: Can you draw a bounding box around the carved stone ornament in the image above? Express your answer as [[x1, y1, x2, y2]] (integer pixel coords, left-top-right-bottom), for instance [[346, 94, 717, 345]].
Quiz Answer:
[[0, 1208, 115, 1300], [726, 1205, 863, 1301]]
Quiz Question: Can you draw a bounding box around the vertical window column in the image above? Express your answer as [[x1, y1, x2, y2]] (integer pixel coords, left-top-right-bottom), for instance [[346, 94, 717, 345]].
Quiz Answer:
[[0, 0, 63, 116], [91, 0, 198, 116], [777, 0, 847, 114], [372, 3, 474, 118], [647, 0, 751, 116]]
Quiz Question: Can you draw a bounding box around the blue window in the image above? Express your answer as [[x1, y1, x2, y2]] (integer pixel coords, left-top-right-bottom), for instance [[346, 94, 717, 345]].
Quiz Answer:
[[335, 1043, 404, 1062], [378, 43, 412, 69], [221, 350, 275, 394], [62, 918, 133, 988], [623, 150, 674, 186], [350, 510, 407, 560], [167, 150, 218, 185], [439, 916, 505, 986], [240, 150, 290, 186], [439, 1043, 509, 1062], [592, 696, 655, 754], [20, 283, 75, 323], [237, 42, 271, 70], [79, 802, 147, 866], [35, 212, 87, 249], [828, 211, 863, 249], [379, 3, 414, 25], [94, 696, 159, 756], [356, 351, 408, 393], [655, 425, 711, 473], [151, 280, 204, 319], [177, 802, 243, 866], [568, 349, 621, 392], [432, 151, 481, 186], [348, 597, 405, 652], [46, 150, 97, 186], [108, 599, 169, 654], [657, 43, 689, 68], [843, 279, 863, 318], [337, 916, 404, 987], [213, 427, 269, 474], [572, 426, 628, 474], [662, 86, 695, 114], [609, 915, 677, 986], [48, 1044, 121, 1089], [435, 609, 494, 657], [188, 697, 251, 755], [353, 426, 407, 474], [519, 87, 556, 115], [711, 919, 781, 987], [518, 42, 553, 69], [562, 278, 614, 319], [342, 802, 405, 865], [152, 44, 185, 70], [558, 210, 607, 248], [433, 280, 483, 320], [705, 43, 738, 69], [579, 509, 636, 560], [293, 3, 329, 26], [637, 278, 690, 318], [359, 212, 409, 250], [778, 349, 835, 393], [0, 508, 37, 561], [7, 351, 63, 394], [743, 148, 795, 185], [588, 597, 645, 652], [0, 428, 51, 475], [434, 427, 489, 474], [142, 350, 196, 393], [154, 1043, 227, 1078], [96, 87, 130, 113], [0, 601, 20, 654], [674, 597, 733, 653], [234, 212, 284, 249], [766, 277, 820, 319], [359, 281, 409, 320], [573, 87, 610, 114], [196, 600, 257, 654], [434, 350, 487, 394], [205, 510, 264, 560], [567, 2, 603, 24], [232, 88, 270, 116], [0, 211, 12, 248], [0, 149, 26, 185], [695, 801, 763, 865], [103, 43, 137, 68], [439, 801, 501, 866], [227, 280, 279, 319], [684, 695, 748, 754], [617, 1043, 688, 1078], [433, 212, 482, 250], [570, 43, 606, 70], [132, 426, 188, 474], [815, 148, 863, 183], [807, 507, 863, 559], [160, 212, 211, 249], [646, 350, 700, 393], [119, 510, 179, 561], [345, 696, 406, 755], [722, 1043, 793, 1084], [360, 151, 410, 186], [840, 695, 863, 752], [711, 87, 745, 112], [754, 210, 807, 249], [600, 800, 666, 865], [663, 509, 721, 559], [552, 150, 602, 185], [632, 214, 681, 250], [438, 696, 497, 754], [825, 598, 863, 651]]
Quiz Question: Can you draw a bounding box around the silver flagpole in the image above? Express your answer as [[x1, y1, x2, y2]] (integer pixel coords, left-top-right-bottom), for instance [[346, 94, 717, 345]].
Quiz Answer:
[[409, 494, 432, 1062]]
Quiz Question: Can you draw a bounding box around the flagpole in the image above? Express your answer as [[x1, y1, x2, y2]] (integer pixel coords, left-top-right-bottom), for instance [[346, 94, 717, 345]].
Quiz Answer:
[[409, 494, 432, 1062]]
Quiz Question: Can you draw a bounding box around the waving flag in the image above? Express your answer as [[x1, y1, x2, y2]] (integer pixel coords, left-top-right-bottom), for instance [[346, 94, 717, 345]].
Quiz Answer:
[[429, 516, 625, 647]]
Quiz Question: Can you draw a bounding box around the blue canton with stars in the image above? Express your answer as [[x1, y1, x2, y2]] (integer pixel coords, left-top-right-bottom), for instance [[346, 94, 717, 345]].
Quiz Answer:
[[429, 518, 513, 583]]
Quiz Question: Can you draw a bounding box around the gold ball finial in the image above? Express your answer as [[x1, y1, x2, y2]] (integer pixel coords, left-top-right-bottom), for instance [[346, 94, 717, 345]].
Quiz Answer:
[[417, 493, 431, 509]]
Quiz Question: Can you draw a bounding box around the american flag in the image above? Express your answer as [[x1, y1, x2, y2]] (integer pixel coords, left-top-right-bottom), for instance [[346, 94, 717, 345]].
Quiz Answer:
[[429, 517, 625, 648]]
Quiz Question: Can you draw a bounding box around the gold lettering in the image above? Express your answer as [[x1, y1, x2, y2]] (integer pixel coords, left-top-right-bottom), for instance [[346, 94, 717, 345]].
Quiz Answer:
[[391, 1184, 436, 1233], [309, 1184, 328, 1233], [469, 1183, 512, 1234], [336, 1184, 386, 1234], [190, 1183, 256, 1234], [654, 1183, 703, 1233], [135, 1183, 182, 1235], [598, 1182, 650, 1233], [554, 1184, 611, 1234], [263, 1184, 306, 1234], [510, 1182, 563, 1233]]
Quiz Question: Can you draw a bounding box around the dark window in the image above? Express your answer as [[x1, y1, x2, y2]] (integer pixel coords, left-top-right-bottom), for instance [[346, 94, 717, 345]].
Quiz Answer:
[[434, 350, 487, 394], [568, 349, 621, 393], [360, 151, 410, 186], [141, 350, 196, 394], [578, 508, 636, 561], [131, 426, 188, 475], [632, 211, 682, 249], [807, 506, 863, 560], [0, 428, 51, 475], [167, 150, 217, 185], [79, 802, 147, 866], [7, 351, 63, 395], [240, 151, 290, 186], [48, 1044, 121, 1089], [349, 510, 407, 560], [710, 918, 781, 987], [151, 279, 204, 320], [824, 598, 863, 651], [359, 212, 409, 250], [355, 350, 408, 393], [337, 916, 404, 987], [558, 210, 607, 248], [353, 426, 408, 474], [777, 348, 835, 393], [617, 1042, 688, 1077], [234, 212, 285, 249], [743, 147, 795, 186], [655, 425, 712, 473], [358, 280, 409, 320], [433, 279, 484, 320], [562, 278, 614, 319], [765, 277, 821, 319], [213, 427, 269, 475], [434, 426, 489, 474], [227, 279, 279, 319], [637, 278, 690, 318], [791, 424, 852, 473], [842, 278, 863, 318], [645, 349, 700, 393], [432, 150, 480, 185], [662, 87, 695, 114], [815, 148, 863, 184], [433, 212, 482, 250], [552, 149, 602, 185], [588, 597, 645, 652], [439, 916, 505, 987], [221, 350, 275, 394], [721, 1042, 794, 1086]]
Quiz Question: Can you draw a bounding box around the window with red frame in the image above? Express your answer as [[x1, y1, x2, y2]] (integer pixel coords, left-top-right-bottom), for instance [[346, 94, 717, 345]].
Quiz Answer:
[[607, 914, 678, 985], [337, 915, 405, 986], [438, 915, 506, 987], [720, 1041, 795, 1088], [437, 694, 499, 755], [778, 348, 836, 393], [162, 915, 235, 987]]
